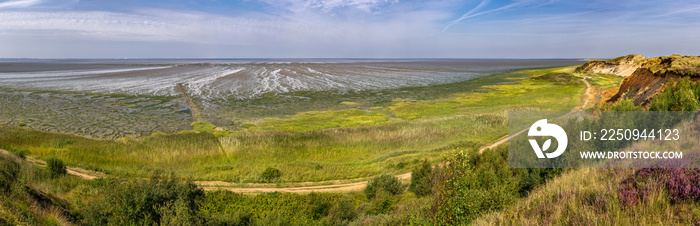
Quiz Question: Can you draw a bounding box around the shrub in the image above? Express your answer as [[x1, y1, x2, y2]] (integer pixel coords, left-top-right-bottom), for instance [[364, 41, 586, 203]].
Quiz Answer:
[[365, 188, 397, 215], [365, 174, 403, 200], [83, 172, 205, 225], [649, 78, 700, 111], [396, 161, 408, 169], [159, 198, 205, 226], [410, 159, 433, 197], [261, 167, 281, 182], [45, 156, 66, 178], [513, 168, 563, 197], [206, 212, 252, 226], [325, 198, 357, 225], [431, 146, 520, 225], [601, 99, 643, 111], [307, 192, 332, 220]]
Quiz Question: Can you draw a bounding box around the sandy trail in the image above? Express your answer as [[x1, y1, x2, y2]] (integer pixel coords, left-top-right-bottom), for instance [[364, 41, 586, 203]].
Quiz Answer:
[[0, 149, 107, 180], [478, 76, 593, 153], [2, 76, 593, 193], [196, 173, 412, 193]]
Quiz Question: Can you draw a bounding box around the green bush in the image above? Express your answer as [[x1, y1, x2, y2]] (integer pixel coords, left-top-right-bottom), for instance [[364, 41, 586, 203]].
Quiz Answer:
[[45, 156, 66, 178], [260, 167, 281, 182], [431, 146, 523, 225], [307, 192, 332, 220], [159, 198, 204, 226], [650, 78, 700, 111], [206, 212, 252, 226], [364, 174, 403, 200], [325, 198, 357, 225], [364, 188, 397, 215], [83, 172, 205, 225], [602, 99, 643, 111], [410, 159, 433, 197]]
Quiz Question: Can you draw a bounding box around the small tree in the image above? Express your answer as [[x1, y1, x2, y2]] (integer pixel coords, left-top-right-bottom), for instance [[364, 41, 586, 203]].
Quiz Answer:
[[410, 159, 433, 197], [46, 156, 66, 178], [364, 174, 403, 200], [261, 167, 281, 182]]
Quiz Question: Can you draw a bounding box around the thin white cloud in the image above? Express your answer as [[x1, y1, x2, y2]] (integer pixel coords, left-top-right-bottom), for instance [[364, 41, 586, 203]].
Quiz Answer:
[[0, 0, 42, 9], [443, 0, 536, 31], [651, 5, 700, 18], [306, 0, 397, 12], [443, 0, 490, 31]]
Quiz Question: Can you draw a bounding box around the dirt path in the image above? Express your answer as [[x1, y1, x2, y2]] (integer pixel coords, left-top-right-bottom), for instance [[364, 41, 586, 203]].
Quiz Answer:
[[577, 78, 593, 110], [478, 76, 593, 153], [0, 149, 107, 180], [196, 173, 412, 193]]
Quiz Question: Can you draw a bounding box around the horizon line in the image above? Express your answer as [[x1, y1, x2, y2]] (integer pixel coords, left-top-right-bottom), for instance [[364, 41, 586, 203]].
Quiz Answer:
[[0, 57, 594, 61]]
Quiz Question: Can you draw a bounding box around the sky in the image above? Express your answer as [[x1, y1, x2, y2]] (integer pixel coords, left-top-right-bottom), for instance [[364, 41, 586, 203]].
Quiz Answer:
[[0, 0, 699, 59]]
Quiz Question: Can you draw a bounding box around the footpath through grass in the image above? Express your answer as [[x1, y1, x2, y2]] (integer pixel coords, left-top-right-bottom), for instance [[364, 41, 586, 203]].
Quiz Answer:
[[0, 66, 585, 182]]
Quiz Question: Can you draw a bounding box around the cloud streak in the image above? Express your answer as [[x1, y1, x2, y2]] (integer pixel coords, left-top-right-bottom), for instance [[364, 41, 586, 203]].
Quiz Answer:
[[306, 0, 397, 12], [0, 0, 42, 9], [443, 0, 538, 31]]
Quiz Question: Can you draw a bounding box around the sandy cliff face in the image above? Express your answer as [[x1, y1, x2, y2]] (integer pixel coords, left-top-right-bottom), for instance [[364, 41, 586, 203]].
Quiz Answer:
[[576, 54, 647, 77], [607, 55, 700, 106]]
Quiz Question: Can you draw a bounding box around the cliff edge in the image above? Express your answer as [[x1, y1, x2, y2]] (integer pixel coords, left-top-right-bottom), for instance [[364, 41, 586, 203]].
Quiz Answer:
[[606, 54, 700, 106], [576, 54, 647, 77]]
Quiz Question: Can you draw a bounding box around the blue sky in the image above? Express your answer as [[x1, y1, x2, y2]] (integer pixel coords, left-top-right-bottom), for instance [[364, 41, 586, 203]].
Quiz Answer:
[[0, 0, 698, 58]]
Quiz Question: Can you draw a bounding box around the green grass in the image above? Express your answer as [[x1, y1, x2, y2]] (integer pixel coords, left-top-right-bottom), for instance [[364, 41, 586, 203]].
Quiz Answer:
[[588, 73, 625, 90], [251, 109, 389, 132], [388, 78, 581, 119], [0, 66, 585, 182], [191, 120, 217, 133]]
